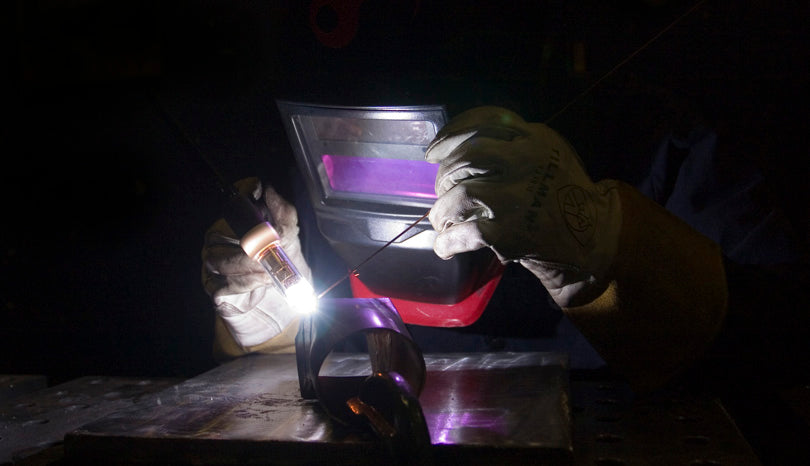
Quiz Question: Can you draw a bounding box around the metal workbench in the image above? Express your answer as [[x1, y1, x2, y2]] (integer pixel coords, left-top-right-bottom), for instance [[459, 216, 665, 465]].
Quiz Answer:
[[0, 375, 181, 464], [65, 352, 572, 465], [3, 352, 766, 465]]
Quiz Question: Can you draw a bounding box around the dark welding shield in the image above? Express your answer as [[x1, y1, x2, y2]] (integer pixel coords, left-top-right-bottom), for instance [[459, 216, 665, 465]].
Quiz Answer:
[[276, 101, 503, 327]]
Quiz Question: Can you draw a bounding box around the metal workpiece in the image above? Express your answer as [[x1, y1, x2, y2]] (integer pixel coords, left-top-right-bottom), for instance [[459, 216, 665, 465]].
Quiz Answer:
[[0, 375, 181, 464], [295, 298, 425, 421], [65, 352, 573, 465], [350, 371, 434, 465], [295, 298, 430, 463]]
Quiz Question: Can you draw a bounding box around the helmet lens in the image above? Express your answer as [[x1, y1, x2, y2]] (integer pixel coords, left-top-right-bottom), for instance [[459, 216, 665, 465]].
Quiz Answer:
[[322, 154, 437, 199]]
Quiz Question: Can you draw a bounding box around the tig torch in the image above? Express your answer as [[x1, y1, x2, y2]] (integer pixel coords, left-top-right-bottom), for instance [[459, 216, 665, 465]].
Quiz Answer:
[[223, 187, 318, 315], [155, 100, 317, 315]]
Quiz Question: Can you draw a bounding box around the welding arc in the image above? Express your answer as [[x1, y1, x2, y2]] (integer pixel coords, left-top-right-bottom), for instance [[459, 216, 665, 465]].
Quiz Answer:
[[317, 209, 432, 299]]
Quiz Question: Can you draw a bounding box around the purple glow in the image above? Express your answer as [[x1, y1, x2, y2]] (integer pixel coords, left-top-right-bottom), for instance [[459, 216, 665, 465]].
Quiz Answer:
[[321, 154, 438, 199], [432, 409, 510, 444]]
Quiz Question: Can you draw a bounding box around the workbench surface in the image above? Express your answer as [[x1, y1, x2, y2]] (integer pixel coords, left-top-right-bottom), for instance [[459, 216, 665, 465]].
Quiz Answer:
[[65, 352, 572, 465], [3, 352, 766, 465]]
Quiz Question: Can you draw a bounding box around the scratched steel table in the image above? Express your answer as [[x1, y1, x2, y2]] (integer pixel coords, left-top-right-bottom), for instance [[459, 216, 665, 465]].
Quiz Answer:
[[65, 352, 572, 465], [0, 375, 181, 464]]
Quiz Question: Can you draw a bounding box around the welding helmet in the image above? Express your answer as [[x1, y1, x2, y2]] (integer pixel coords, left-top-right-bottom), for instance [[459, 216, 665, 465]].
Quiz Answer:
[[277, 101, 504, 327]]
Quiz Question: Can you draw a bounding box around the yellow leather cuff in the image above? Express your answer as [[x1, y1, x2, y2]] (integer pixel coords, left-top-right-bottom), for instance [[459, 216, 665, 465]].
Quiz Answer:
[[563, 181, 728, 392]]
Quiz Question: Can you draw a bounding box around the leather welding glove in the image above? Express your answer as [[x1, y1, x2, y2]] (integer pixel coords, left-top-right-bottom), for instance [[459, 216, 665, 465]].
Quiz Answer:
[[426, 106, 622, 307], [202, 177, 311, 359], [426, 106, 728, 392]]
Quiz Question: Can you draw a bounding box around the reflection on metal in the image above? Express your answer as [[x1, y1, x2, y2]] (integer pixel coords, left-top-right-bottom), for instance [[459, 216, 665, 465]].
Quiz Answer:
[[422, 352, 571, 455], [295, 298, 425, 422], [0, 376, 181, 464], [65, 352, 572, 465], [295, 298, 430, 463]]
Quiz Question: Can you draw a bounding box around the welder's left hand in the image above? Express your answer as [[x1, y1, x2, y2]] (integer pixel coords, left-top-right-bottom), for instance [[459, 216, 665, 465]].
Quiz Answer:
[[425, 106, 623, 307], [202, 177, 311, 351]]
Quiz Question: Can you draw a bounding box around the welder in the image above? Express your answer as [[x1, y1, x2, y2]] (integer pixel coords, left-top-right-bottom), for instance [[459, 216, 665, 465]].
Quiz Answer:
[[202, 105, 808, 394]]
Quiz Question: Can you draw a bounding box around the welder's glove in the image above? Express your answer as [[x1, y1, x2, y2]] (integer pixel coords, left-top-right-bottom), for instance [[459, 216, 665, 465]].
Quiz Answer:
[[202, 177, 311, 353], [426, 106, 622, 307]]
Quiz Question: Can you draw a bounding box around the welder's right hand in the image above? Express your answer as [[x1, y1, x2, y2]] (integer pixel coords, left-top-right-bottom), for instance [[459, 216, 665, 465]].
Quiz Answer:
[[201, 177, 312, 351]]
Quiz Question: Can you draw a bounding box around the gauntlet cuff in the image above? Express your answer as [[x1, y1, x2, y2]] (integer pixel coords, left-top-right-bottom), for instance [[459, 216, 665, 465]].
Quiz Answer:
[[562, 181, 728, 392]]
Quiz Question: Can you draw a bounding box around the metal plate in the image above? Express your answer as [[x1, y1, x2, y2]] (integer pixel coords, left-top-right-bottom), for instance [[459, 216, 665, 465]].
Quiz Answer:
[[0, 375, 181, 464], [65, 352, 572, 465], [0, 374, 47, 402]]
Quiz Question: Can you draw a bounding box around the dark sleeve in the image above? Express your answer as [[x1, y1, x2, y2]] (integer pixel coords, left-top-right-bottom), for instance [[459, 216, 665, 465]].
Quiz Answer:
[[563, 182, 729, 393], [636, 128, 810, 391], [638, 128, 804, 265]]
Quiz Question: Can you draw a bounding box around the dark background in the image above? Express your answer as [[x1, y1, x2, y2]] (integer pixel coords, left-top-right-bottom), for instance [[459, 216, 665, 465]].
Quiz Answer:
[[2, 0, 808, 383]]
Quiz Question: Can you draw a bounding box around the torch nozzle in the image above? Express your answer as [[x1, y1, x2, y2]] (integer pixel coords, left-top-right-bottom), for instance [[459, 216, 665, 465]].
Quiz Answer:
[[225, 191, 317, 315], [240, 222, 318, 315]]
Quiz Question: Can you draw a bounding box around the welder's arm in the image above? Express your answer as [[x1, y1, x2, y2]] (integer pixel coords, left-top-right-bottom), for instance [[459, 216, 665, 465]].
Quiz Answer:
[[202, 177, 310, 361], [426, 106, 727, 392], [561, 184, 727, 392]]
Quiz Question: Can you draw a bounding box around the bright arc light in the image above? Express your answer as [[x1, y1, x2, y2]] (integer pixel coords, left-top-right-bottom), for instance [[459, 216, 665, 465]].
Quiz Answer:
[[284, 279, 318, 315]]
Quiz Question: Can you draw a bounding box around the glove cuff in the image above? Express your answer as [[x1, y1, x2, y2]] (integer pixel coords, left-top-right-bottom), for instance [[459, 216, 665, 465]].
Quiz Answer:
[[562, 181, 728, 392], [588, 180, 623, 285]]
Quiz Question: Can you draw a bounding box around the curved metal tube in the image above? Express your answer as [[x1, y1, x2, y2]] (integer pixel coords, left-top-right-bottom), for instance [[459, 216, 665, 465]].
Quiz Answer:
[[295, 298, 426, 426]]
